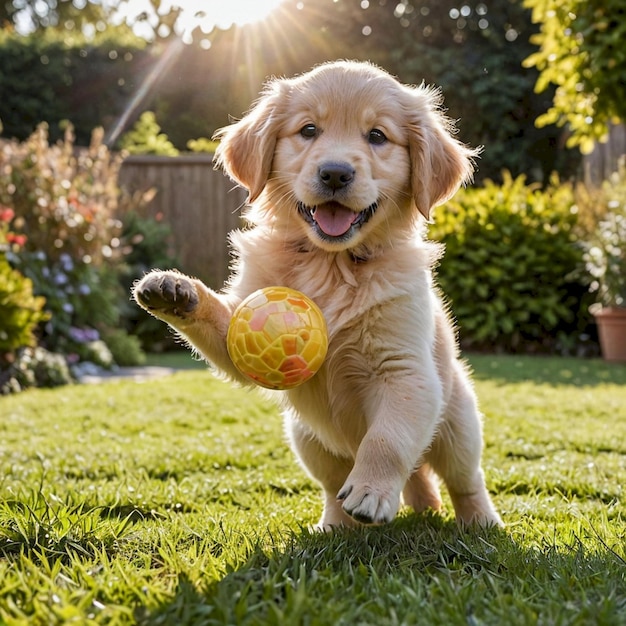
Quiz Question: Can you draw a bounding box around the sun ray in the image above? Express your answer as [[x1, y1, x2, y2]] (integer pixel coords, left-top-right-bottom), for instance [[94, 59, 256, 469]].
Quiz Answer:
[[104, 0, 332, 146], [104, 38, 185, 146], [172, 0, 286, 35]]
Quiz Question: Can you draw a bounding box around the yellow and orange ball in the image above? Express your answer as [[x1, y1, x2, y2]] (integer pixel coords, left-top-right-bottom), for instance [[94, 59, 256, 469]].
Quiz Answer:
[[227, 286, 328, 390]]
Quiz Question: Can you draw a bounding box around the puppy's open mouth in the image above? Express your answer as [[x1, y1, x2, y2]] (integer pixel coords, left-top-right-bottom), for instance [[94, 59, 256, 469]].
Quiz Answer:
[[297, 201, 378, 241]]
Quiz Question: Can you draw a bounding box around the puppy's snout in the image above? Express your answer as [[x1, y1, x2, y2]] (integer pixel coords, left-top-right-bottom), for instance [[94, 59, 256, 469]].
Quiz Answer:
[[318, 162, 355, 190]]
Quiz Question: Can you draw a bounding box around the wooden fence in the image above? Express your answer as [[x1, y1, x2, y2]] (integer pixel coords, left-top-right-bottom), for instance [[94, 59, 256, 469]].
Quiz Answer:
[[118, 155, 246, 289], [583, 123, 626, 185]]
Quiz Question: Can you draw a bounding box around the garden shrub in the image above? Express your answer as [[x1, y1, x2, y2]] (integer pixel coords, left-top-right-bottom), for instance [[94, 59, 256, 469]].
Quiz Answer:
[[11, 251, 119, 356], [0, 122, 148, 379], [0, 209, 66, 394], [187, 137, 220, 153], [2, 124, 123, 264], [119, 111, 179, 156], [100, 328, 146, 367], [0, 209, 48, 357], [0, 255, 48, 354], [430, 173, 592, 353], [0, 346, 73, 395]]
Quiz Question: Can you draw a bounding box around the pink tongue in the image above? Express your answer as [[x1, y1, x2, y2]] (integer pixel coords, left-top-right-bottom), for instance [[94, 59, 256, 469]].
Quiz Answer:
[[313, 203, 357, 237]]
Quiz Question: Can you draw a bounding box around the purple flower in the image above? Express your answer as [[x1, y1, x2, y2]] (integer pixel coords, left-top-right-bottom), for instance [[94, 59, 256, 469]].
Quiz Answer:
[[69, 327, 100, 343], [54, 272, 69, 286], [69, 327, 85, 342], [85, 328, 100, 342], [59, 253, 74, 272]]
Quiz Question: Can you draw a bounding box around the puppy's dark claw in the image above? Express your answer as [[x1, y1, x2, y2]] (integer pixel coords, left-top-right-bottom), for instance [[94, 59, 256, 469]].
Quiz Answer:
[[336, 485, 353, 501]]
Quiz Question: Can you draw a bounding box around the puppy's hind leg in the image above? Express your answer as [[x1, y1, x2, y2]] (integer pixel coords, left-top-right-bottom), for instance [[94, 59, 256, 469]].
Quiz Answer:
[[402, 463, 443, 515], [428, 365, 503, 528]]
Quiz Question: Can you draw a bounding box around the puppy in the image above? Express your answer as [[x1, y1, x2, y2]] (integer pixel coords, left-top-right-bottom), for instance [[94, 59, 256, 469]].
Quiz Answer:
[[134, 61, 502, 529]]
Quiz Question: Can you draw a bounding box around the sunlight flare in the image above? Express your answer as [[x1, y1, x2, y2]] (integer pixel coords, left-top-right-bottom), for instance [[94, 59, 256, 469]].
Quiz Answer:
[[113, 0, 287, 41]]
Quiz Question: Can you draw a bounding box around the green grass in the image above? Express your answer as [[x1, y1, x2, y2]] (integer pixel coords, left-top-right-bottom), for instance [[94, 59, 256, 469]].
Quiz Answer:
[[1, 354, 625, 625]]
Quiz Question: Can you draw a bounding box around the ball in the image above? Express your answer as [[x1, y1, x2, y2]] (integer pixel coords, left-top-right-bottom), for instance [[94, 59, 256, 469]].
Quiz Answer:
[[227, 286, 328, 390]]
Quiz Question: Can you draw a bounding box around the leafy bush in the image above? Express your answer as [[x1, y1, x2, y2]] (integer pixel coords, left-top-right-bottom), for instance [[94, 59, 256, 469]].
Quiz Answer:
[[1, 124, 123, 263], [187, 137, 219, 153], [0, 122, 146, 376], [0, 255, 48, 354], [430, 173, 592, 353], [119, 111, 179, 156], [0, 346, 73, 395], [11, 251, 117, 355], [0, 208, 49, 358], [101, 328, 146, 367]]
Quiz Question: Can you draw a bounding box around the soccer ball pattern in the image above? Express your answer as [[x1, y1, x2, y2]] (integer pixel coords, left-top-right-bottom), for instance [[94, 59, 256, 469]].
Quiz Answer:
[[227, 286, 328, 390]]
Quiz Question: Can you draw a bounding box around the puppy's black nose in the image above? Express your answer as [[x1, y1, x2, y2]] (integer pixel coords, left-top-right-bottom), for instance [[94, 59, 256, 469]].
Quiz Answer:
[[318, 162, 355, 190]]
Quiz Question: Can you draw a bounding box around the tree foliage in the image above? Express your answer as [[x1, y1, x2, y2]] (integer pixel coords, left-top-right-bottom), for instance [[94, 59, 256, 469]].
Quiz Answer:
[[344, 0, 576, 182], [0, 28, 149, 145], [0, 0, 583, 181], [523, 0, 626, 153], [156, 0, 579, 182], [1, 0, 112, 33]]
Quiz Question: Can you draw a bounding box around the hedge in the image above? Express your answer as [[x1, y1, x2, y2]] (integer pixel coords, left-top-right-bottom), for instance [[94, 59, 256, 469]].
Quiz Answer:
[[430, 173, 595, 354]]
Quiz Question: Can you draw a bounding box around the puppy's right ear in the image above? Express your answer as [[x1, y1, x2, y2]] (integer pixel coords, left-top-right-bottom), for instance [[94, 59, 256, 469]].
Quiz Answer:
[[213, 80, 287, 203]]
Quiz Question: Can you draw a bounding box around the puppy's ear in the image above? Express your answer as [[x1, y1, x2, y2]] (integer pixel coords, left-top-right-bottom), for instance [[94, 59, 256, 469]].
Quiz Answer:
[[213, 80, 287, 203], [407, 87, 479, 221]]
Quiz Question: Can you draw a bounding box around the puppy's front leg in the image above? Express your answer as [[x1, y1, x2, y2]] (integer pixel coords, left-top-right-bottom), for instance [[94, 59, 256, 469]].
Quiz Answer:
[[338, 373, 442, 525], [133, 270, 246, 383]]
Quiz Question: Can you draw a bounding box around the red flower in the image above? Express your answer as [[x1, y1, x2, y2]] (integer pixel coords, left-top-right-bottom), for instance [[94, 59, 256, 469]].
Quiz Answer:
[[6, 233, 27, 247], [0, 207, 15, 223]]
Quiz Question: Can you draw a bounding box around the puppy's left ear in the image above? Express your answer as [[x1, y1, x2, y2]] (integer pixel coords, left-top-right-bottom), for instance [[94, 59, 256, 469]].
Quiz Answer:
[[407, 87, 479, 221], [213, 80, 287, 203]]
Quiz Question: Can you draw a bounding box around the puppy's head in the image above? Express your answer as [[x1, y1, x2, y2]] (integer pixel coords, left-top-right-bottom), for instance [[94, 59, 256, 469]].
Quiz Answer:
[[215, 61, 478, 252]]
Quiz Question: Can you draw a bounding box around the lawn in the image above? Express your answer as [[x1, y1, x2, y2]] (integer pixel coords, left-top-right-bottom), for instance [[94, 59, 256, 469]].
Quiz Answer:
[[1, 354, 625, 625]]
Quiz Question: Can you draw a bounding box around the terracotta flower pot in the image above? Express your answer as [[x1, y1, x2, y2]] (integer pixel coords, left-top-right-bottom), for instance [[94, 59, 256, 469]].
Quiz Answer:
[[592, 306, 626, 363]]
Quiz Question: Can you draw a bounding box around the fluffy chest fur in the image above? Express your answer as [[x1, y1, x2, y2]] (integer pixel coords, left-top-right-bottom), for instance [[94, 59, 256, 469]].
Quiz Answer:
[[227, 226, 445, 457], [227, 225, 441, 335]]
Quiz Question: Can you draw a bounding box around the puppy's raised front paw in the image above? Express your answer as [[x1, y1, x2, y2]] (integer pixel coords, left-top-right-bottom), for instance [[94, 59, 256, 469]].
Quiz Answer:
[[337, 483, 400, 525], [134, 272, 199, 318]]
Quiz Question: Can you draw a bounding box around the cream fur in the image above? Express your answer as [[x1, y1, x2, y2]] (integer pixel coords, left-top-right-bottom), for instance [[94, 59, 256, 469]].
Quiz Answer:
[[134, 61, 502, 529]]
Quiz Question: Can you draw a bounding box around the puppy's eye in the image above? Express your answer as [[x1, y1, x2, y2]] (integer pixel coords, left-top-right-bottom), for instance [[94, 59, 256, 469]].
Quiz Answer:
[[368, 129, 387, 145], [300, 124, 318, 139]]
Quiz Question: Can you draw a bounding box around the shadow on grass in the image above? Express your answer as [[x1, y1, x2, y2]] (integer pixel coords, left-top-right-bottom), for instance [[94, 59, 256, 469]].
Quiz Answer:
[[139, 512, 626, 625]]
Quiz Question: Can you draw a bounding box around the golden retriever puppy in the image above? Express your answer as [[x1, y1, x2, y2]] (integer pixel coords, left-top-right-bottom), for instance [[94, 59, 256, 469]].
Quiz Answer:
[[134, 61, 502, 529]]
